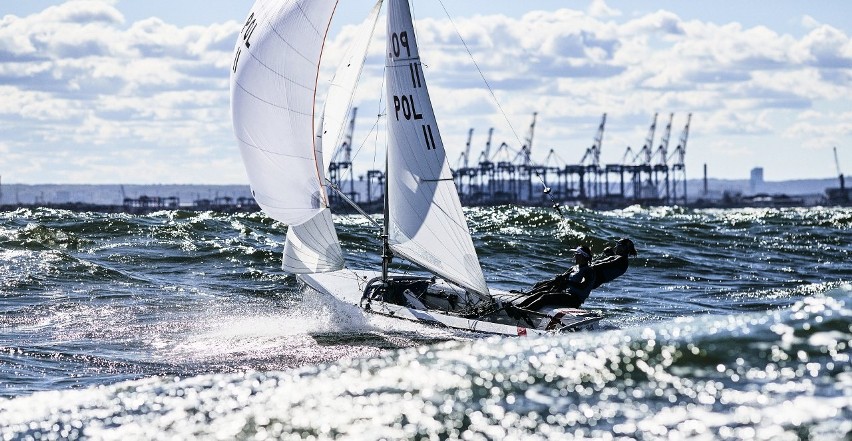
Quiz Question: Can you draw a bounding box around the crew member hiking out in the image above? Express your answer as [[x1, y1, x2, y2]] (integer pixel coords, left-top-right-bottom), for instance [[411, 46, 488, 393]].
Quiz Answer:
[[516, 245, 596, 310], [510, 238, 638, 313], [590, 238, 638, 289]]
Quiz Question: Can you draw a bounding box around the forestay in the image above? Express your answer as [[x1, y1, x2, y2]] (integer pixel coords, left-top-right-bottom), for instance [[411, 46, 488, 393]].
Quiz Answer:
[[385, 0, 490, 299], [230, 0, 343, 273]]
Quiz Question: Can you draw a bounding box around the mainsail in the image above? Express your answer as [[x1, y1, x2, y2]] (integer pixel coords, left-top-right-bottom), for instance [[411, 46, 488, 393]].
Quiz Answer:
[[230, 0, 343, 273], [385, 0, 490, 298]]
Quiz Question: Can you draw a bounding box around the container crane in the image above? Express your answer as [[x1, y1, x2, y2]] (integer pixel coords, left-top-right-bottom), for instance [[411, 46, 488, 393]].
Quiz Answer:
[[623, 113, 657, 165], [669, 113, 691, 205], [463, 128, 474, 168], [521, 112, 537, 166], [454, 128, 476, 199], [328, 107, 358, 201], [477, 128, 496, 199], [581, 113, 606, 167], [481, 127, 494, 163], [655, 113, 673, 166], [332, 107, 357, 164], [639, 113, 658, 165], [669, 113, 691, 166]]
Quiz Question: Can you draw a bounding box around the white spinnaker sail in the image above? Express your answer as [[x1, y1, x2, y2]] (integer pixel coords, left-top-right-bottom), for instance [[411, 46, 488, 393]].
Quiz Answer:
[[230, 0, 343, 273], [385, 0, 490, 299], [319, 0, 382, 169], [282, 208, 344, 272]]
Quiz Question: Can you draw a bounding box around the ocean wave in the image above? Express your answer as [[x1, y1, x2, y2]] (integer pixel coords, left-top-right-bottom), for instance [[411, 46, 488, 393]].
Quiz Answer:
[[1, 286, 848, 440]]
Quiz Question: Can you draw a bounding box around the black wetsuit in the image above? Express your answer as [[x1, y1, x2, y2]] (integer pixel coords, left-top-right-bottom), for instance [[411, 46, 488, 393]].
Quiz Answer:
[[518, 263, 596, 309], [590, 255, 629, 289]]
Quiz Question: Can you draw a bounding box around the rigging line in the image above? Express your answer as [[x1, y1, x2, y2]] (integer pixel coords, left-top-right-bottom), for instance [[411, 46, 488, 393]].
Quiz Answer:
[[325, 0, 383, 165], [326, 179, 382, 230], [532, 169, 565, 217], [328, 70, 387, 187], [334, 108, 383, 184], [373, 66, 388, 175], [435, 0, 524, 148]]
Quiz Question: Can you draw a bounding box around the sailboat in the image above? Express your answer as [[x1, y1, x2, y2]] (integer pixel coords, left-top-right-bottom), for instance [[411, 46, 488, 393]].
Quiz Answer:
[[230, 0, 602, 336]]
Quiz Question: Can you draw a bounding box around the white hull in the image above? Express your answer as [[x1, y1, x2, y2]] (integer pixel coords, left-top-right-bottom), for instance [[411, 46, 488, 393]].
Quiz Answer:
[[299, 270, 602, 337]]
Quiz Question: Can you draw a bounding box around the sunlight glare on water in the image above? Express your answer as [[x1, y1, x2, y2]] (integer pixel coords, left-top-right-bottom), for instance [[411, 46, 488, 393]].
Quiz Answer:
[[0, 207, 850, 439]]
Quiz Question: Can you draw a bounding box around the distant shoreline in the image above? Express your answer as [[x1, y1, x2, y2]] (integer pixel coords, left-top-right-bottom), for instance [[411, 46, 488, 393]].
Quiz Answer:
[[0, 178, 846, 210]]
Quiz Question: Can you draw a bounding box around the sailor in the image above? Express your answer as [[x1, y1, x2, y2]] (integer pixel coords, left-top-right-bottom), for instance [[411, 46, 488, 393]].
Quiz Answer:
[[590, 238, 638, 289], [517, 245, 597, 310]]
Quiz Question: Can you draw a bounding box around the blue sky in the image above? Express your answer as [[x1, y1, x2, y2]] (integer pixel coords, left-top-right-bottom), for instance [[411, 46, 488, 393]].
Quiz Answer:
[[1, 0, 851, 184]]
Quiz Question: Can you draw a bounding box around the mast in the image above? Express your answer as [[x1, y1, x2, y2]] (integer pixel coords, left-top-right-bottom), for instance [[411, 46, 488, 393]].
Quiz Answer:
[[384, 0, 490, 298], [382, 155, 391, 283]]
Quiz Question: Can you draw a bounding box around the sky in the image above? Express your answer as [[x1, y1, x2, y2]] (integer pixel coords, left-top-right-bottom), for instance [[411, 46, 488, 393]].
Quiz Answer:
[[1, 0, 851, 184]]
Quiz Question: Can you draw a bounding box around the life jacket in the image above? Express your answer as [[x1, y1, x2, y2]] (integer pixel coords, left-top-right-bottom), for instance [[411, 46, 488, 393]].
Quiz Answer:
[[590, 255, 628, 289]]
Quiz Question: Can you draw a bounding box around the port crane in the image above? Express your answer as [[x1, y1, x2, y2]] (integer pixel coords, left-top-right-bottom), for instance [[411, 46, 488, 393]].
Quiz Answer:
[[638, 113, 658, 165], [328, 107, 359, 202], [454, 128, 477, 198], [580, 113, 607, 198], [457, 128, 474, 169], [654, 113, 673, 166], [580, 113, 607, 167], [669, 113, 691, 204], [331, 107, 357, 165], [520, 112, 538, 166], [480, 127, 494, 163], [669, 113, 691, 167]]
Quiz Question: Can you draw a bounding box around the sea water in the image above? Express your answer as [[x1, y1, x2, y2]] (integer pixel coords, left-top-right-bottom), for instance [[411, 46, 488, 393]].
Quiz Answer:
[[1, 206, 850, 439]]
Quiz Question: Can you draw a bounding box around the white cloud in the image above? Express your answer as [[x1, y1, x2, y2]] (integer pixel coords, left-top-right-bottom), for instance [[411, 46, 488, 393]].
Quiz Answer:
[[1, 3, 850, 182], [588, 0, 621, 19], [801, 15, 821, 31]]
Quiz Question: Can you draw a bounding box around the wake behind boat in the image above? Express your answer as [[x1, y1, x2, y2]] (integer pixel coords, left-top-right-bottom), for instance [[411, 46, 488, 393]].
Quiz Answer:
[[230, 0, 602, 335]]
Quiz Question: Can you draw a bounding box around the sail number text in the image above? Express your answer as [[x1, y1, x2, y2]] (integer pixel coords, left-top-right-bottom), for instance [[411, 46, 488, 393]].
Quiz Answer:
[[390, 31, 411, 58], [233, 12, 258, 73], [390, 31, 436, 150]]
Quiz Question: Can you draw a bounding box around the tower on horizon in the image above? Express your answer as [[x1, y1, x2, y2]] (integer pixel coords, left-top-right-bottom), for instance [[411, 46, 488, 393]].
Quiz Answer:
[[750, 167, 764, 194]]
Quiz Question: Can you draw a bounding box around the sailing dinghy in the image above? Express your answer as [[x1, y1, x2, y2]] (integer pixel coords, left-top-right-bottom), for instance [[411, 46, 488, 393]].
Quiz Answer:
[[230, 0, 602, 336]]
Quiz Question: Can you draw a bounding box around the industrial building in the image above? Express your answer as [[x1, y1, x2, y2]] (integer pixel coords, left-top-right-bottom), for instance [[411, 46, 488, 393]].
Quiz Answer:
[[327, 111, 693, 211]]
